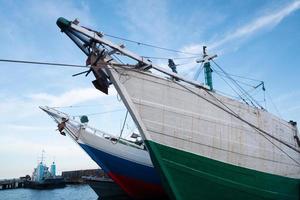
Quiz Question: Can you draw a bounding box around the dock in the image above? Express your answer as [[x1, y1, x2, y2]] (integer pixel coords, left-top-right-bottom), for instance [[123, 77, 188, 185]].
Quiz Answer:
[[62, 169, 106, 184], [0, 179, 25, 190], [0, 169, 106, 189]]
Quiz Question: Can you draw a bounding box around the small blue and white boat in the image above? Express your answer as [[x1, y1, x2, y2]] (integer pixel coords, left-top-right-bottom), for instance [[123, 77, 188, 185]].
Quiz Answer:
[[40, 106, 167, 199]]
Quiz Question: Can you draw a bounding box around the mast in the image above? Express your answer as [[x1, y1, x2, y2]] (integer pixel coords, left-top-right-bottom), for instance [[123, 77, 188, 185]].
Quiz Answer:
[[41, 150, 45, 164], [203, 46, 213, 90], [196, 46, 217, 91]]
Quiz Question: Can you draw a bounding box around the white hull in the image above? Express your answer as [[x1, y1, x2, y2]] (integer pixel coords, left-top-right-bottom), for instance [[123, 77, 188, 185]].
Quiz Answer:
[[107, 67, 300, 179], [67, 122, 152, 168], [41, 106, 166, 199], [41, 107, 152, 167]]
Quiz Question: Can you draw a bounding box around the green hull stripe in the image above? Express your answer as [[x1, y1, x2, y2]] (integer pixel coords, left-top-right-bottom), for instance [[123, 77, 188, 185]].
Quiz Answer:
[[145, 140, 300, 200]]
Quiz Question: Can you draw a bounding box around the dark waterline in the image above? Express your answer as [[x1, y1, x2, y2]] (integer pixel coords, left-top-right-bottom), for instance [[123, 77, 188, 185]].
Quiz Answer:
[[0, 184, 99, 200]]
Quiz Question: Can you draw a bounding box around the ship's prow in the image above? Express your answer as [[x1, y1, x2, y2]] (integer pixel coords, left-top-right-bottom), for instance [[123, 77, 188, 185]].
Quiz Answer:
[[39, 106, 68, 122]]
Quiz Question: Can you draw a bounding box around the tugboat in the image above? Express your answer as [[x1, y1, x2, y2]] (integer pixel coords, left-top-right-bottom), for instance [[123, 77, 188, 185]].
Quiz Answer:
[[24, 153, 65, 189]]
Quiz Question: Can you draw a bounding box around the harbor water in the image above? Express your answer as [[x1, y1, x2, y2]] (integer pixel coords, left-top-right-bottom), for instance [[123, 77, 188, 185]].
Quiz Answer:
[[0, 184, 98, 200]]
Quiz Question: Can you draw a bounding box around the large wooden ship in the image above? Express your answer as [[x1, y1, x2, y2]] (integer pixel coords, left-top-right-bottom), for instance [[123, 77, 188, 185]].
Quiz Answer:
[[56, 17, 300, 200]]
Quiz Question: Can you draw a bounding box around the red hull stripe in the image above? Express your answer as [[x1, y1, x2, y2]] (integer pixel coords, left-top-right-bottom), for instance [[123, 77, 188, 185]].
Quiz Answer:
[[78, 143, 167, 199], [108, 172, 167, 199]]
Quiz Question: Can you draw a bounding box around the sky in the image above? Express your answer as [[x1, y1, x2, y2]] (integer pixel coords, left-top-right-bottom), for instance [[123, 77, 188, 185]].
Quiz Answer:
[[0, 0, 299, 179]]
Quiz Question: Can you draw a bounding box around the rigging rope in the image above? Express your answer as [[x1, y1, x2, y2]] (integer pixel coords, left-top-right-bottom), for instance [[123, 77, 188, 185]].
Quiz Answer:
[[211, 60, 263, 109], [213, 68, 249, 104], [52, 102, 122, 109], [141, 55, 199, 60], [103, 33, 201, 56], [73, 108, 125, 117], [211, 64, 255, 106], [112, 110, 129, 144], [108, 64, 298, 162], [213, 89, 240, 100], [0, 59, 87, 68], [0, 58, 137, 69], [214, 72, 258, 88], [181, 65, 199, 77], [175, 61, 196, 67], [2, 57, 293, 158], [120, 111, 129, 139], [212, 70, 263, 82], [265, 90, 283, 118], [174, 81, 300, 165], [193, 62, 204, 81]]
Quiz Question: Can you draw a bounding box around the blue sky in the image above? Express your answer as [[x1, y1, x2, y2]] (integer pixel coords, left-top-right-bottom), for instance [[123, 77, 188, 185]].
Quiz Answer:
[[0, 0, 299, 179]]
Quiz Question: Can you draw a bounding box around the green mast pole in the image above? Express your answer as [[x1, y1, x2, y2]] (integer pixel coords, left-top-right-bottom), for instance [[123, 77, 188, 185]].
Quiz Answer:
[[204, 62, 213, 90], [203, 46, 213, 90]]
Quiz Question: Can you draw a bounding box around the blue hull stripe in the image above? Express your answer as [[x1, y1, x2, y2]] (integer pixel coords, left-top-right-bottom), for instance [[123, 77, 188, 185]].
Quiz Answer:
[[79, 143, 161, 184]]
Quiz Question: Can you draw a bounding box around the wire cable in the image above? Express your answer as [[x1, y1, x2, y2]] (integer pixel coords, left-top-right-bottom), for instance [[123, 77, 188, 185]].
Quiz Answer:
[[118, 110, 129, 142], [176, 61, 197, 67], [174, 81, 300, 166], [73, 108, 125, 117], [103, 33, 201, 56], [141, 55, 199, 60], [213, 68, 249, 104], [181, 65, 199, 77], [0, 58, 138, 69], [109, 64, 297, 157], [213, 69, 263, 82], [265, 90, 283, 118], [211, 64, 254, 105], [212, 60, 263, 108], [52, 102, 122, 109], [215, 72, 257, 88], [212, 63, 255, 106], [0, 59, 87, 68], [214, 89, 240, 100]]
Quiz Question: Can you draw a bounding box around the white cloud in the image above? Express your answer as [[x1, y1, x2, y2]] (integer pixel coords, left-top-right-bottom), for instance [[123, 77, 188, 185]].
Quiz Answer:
[[30, 87, 117, 107], [0, 87, 117, 124], [0, 86, 115, 178], [182, 1, 300, 54], [0, 134, 98, 178], [210, 1, 300, 49], [5, 124, 53, 132], [0, 98, 40, 121]]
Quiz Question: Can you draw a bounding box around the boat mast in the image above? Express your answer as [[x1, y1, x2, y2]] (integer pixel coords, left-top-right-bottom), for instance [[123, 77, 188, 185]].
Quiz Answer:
[[203, 46, 213, 90], [196, 46, 217, 91], [41, 150, 45, 164]]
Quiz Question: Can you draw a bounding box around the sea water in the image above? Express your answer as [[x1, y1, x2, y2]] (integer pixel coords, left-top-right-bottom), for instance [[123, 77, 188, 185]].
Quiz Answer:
[[0, 184, 98, 200]]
